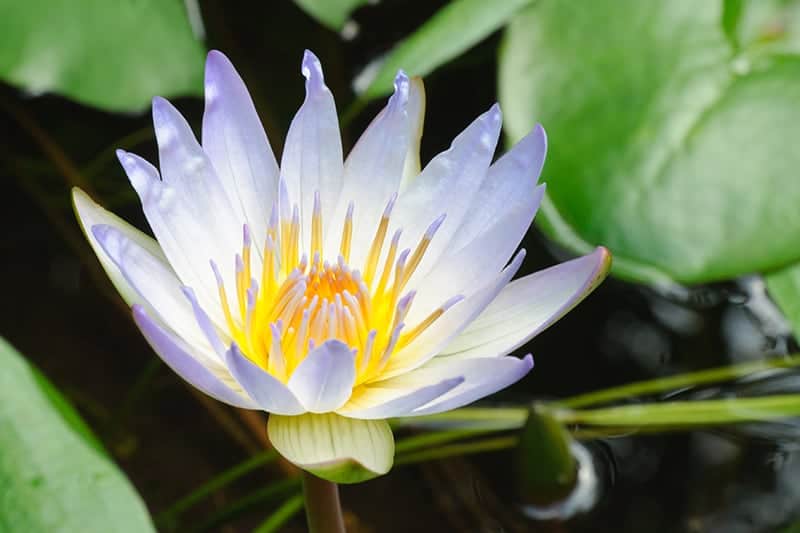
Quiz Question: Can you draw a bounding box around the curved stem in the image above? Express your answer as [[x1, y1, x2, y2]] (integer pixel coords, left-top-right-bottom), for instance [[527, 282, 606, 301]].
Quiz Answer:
[[302, 472, 345, 533]]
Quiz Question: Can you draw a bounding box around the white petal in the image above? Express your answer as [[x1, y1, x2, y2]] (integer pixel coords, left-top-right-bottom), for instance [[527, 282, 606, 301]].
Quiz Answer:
[[225, 344, 306, 415], [72, 188, 163, 308], [152, 97, 247, 306], [408, 184, 545, 323], [337, 376, 463, 419], [389, 105, 502, 287], [280, 50, 343, 253], [327, 71, 412, 264], [409, 355, 534, 415], [92, 224, 220, 363], [450, 124, 546, 251], [398, 77, 426, 192], [132, 306, 257, 409], [117, 150, 226, 324], [379, 250, 526, 380], [288, 340, 356, 413], [203, 50, 278, 249], [442, 247, 611, 359]]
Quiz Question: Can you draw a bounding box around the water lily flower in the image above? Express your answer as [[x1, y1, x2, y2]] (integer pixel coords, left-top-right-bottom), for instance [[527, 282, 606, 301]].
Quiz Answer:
[[73, 50, 610, 483]]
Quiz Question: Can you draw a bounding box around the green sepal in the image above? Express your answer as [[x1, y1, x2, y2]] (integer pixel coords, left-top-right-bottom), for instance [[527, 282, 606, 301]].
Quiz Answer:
[[267, 412, 394, 484]]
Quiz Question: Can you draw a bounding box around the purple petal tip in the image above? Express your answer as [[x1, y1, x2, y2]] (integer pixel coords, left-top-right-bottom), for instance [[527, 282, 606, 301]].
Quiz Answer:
[[301, 50, 324, 84], [392, 70, 410, 100]]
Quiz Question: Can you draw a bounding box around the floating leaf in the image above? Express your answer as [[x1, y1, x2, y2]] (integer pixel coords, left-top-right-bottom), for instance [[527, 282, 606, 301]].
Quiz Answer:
[[0, 337, 155, 532], [0, 0, 205, 112], [499, 0, 800, 284]]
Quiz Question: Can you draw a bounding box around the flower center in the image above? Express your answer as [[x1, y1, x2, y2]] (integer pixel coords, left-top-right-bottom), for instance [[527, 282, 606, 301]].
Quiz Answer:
[[212, 191, 459, 385]]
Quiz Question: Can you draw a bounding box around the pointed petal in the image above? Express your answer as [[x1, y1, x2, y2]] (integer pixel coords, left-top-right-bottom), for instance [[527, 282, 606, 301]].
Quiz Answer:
[[328, 71, 412, 263], [268, 412, 394, 483], [338, 376, 463, 419], [92, 224, 219, 359], [287, 340, 356, 413], [72, 188, 163, 308], [151, 96, 246, 303], [225, 344, 306, 415], [398, 77, 426, 192], [390, 104, 502, 285], [280, 50, 343, 252], [442, 247, 611, 359], [203, 50, 278, 246], [132, 305, 257, 409], [117, 150, 226, 323], [380, 250, 526, 380], [408, 183, 545, 323], [450, 124, 547, 251], [409, 355, 534, 416]]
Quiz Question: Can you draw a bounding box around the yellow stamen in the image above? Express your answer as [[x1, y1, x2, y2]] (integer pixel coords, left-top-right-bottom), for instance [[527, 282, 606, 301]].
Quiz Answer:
[[339, 202, 354, 262], [207, 191, 459, 385], [311, 191, 323, 257]]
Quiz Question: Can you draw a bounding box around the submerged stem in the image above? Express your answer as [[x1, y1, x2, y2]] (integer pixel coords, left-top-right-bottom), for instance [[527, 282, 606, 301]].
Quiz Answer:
[[302, 471, 346, 533]]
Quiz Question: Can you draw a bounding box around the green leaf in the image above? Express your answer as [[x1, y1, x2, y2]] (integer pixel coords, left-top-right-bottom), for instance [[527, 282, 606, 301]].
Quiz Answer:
[[0, 0, 205, 112], [267, 413, 394, 484], [293, 0, 368, 30], [0, 337, 155, 532], [499, 0, 800, 284], [355, 0, 532, 100]]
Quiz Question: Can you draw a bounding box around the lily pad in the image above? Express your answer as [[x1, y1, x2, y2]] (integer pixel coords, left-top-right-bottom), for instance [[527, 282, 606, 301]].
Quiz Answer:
[[0, 0, 204, 112], [0, 337, 155, 532], [499, 0, 800, 285]]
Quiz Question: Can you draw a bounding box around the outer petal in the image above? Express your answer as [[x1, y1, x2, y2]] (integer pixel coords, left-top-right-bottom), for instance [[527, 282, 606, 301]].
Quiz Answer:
[[268, 413, 394, 483], [450, 124, 547, 251], [225, 345, 306, 415], [379, 250, 526, 380], [132, 305, 257, 409], [327, 71, 412, 264], [152, 97, 245, 308], [202, 50, 278, 250], [280, 50, 343, 252], [117, 150, 226, 323], [389, 104, 502, 287], [72, 188, 163, 307], [441, 247, 612, 359], [408, 355, 534, 416], [337, 376, 464, 419], [408, 183, 545, 323], [287, 340, 356, 413], [92, 224, 217, 360], [398, 77, 426, 192]]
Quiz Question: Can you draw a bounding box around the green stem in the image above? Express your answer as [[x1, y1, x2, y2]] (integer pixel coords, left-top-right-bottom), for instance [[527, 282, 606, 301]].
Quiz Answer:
[[302, 471, 346, 533], [395, 435, 519, 464], [394, 428, 493, 454], [559, 354, 800, 409]]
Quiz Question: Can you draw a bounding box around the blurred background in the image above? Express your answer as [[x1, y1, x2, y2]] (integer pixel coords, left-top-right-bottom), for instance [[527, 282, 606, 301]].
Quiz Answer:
[[3, 0, 800, 531]]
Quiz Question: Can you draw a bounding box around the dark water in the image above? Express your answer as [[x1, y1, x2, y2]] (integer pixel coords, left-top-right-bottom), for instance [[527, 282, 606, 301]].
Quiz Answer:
[[2, 1, 799, 531]]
